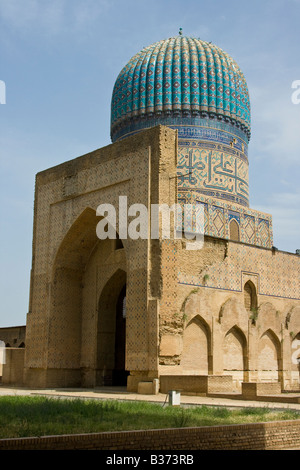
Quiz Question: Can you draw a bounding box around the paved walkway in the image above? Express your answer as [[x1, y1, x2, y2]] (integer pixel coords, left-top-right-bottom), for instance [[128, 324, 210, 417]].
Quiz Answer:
[[1, 385, 300, 412]]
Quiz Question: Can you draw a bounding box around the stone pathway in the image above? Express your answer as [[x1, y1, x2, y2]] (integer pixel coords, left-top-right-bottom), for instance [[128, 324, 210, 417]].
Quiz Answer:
[[1, 385, 300, 412]]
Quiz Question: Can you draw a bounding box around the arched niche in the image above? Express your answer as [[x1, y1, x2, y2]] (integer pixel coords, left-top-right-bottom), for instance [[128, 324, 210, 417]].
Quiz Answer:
[[49, 207, 128, 376], [291, 332, 300, 389], [257, 302, 281, 334], [181, 315, 212, 374], [219, 297, 248, 333], [258, 329, 281, 382], [244, 280, 257, 313], [229, 218, 240, 242], [223, 325, 248, 385], [96, 269, 128, 386], [49, 208, 100, 372]]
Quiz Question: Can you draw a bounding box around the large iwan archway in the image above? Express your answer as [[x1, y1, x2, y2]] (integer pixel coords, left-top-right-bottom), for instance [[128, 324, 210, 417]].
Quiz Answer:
[[48, 207, 128, 388]]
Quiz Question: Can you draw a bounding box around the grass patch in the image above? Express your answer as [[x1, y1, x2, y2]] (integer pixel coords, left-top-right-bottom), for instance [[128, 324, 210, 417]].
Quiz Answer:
[[0, 395, 299, 439]]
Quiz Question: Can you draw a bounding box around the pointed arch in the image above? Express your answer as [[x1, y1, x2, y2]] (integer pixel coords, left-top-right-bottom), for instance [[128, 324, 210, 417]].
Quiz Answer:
[[181, 315, 212, 374], [286, 306, 300, 334], [229, 218, 240, 241], [52, 207, 128, 275], [258, 329, 281, 382], [96, 269, 128, 386], [218, 296, 249, 334], [244, 280, 257, 312], [260, 328, 281, 351], [223, 325, 248, 385], [49, 207, 128, 380], [225, 325, 247, 348], [48, 208, 100, 374], [291, 332, 300, 373], [53, 207, 99, 273], [283, 307, 300, 389]]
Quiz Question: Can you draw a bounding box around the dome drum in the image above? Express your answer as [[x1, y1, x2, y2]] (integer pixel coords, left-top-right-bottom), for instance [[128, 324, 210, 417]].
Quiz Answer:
[[111, 110, 250, 143]]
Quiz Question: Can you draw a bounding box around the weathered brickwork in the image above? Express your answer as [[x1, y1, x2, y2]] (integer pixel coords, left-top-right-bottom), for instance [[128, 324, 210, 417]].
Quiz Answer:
[[157, 204, 299, 391], [159, 235, 300, 391], [3, 125, 299, 395], [2, 26, 300, 404], [0, 420, 300, 450], [22, 126, 178, 389], [2, 348, 24, 385], [0, 326, 26, 348]]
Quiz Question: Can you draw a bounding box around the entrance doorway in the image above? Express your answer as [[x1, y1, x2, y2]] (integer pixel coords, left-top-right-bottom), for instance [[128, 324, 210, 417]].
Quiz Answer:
[[96, 270, 129, 386], [113, 284, 128, 385]]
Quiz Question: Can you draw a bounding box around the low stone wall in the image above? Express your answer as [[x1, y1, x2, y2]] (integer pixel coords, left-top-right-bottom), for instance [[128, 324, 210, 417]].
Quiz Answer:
[[160, 375, 233, 395], [242, 382, 282, 398], [1, 420, 299, 450]]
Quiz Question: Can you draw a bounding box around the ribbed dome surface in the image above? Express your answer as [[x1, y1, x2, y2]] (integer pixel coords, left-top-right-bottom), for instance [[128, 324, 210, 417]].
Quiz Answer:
[[111, 36, 251, 142]]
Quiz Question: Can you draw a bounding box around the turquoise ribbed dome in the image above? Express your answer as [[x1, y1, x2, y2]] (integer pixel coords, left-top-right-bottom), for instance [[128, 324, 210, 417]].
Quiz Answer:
[[110, 36, 251, 142]]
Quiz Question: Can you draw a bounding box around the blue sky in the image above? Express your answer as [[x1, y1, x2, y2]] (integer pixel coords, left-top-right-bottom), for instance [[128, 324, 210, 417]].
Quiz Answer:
[[0, 0, 299, 327]]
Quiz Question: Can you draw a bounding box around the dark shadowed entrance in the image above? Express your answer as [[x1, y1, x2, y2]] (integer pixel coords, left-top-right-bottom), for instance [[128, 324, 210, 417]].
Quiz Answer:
[[96, 269, 129, 386], [113, 284, 128, 385]]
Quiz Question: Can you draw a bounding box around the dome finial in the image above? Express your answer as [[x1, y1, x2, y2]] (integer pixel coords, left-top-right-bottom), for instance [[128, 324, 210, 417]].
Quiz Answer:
[[179, 27, 183, 36]]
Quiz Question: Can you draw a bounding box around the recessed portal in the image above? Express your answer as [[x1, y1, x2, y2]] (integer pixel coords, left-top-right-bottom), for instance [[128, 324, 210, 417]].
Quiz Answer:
[[113, 284, 128, 385], [96, 270, 128, 386]]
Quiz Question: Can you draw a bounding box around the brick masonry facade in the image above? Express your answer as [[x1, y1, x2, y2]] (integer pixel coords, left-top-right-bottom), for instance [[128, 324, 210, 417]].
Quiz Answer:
[[0, 420, 300, 450], [2, 125, 300, 394]]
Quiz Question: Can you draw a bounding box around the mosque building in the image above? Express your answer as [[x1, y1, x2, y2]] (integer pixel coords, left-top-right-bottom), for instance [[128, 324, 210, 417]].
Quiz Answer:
[[3, 34, 300, 395]]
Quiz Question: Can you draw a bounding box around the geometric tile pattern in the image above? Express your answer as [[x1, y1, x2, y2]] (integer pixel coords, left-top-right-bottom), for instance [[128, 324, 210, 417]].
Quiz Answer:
[[178, 241, 300, 301], [258, 218, 270, 247], [111, 35, 251, 143], [177, 191, 273, 248], [244, 215, 255, 244], [177, 139, 249, 207]]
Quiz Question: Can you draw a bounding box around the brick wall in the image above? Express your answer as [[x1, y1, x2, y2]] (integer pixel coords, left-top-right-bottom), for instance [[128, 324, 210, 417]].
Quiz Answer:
[[25, 125, 177, 389], [0, 326, 26, 348], [0, 420, 299, 450], [2, 348, 24, 385], [160, 375, 233, 394], [242, 382, 282, 398]]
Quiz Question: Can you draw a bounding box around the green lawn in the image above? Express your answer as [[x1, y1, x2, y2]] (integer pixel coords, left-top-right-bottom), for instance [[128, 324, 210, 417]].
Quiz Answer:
[[0, 395, 299, 439]]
